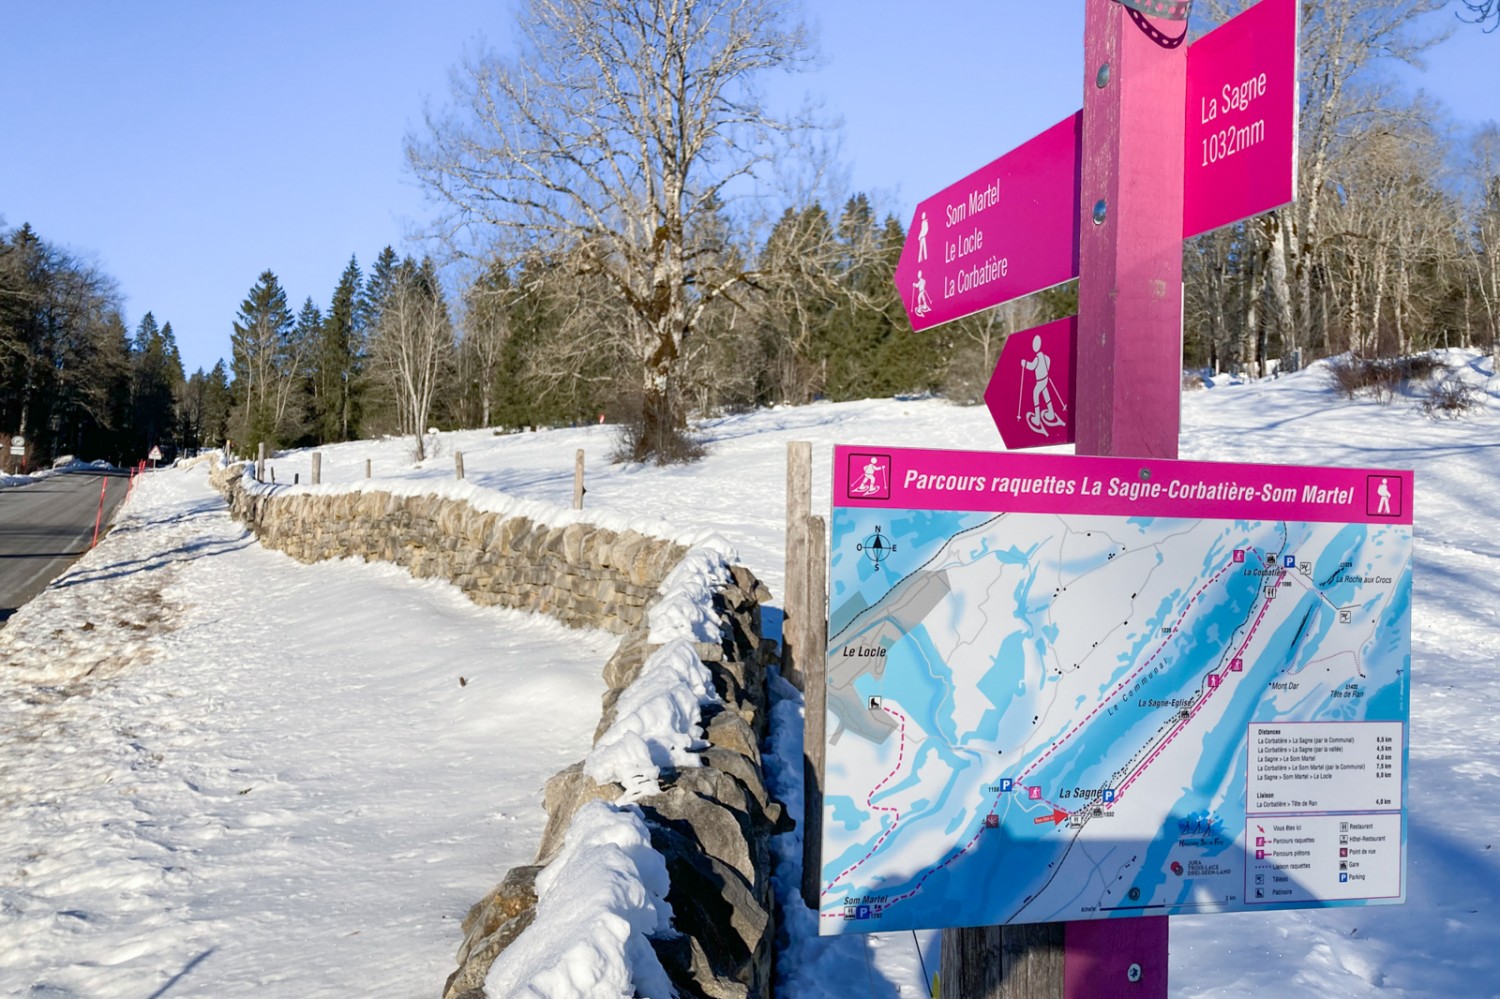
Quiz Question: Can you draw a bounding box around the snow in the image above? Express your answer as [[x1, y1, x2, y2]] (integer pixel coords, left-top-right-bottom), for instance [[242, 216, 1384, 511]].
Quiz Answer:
[[484, 801, 676, 999], [2, 349, 1498, 997], [583, 639, 718, 797]]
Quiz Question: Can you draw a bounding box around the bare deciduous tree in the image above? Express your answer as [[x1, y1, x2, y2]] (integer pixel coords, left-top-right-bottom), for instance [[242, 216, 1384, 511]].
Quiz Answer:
[[408, 0, 809, 462], [460, 260, 514, 429], [369, 260, 454, 460], [1459, 0, 1499, 31], [1195, 0, 1447, 356]]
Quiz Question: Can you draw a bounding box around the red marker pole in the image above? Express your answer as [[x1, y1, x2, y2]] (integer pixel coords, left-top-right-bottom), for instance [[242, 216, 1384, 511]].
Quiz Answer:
[[91, 477, 108, 548]]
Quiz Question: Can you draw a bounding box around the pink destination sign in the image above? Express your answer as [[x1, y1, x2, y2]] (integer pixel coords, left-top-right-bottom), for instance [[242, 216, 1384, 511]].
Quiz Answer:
[[983, 316, 1076, 450], [1182, 0, 1298, 239], [835, 447, 1412, 526], [892, 113, 1081, 333]]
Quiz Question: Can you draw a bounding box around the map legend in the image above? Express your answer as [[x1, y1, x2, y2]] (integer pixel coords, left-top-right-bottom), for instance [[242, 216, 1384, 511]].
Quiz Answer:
[[1246, 813, 1403, 904]]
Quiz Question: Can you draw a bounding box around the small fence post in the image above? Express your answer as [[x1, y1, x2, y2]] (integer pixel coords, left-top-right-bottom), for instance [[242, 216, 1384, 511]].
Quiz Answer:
[[801, 513, 828, 911], [573, 449, 585, 509], [782, 441, 813, 692], [455, 450, 465, 480], [256, 442, 266, 482], [311, 451, 321, 485], [365, 458, 372, 480]]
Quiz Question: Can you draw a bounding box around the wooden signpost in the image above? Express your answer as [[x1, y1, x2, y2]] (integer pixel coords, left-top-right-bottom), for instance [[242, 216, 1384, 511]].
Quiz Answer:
[[861, 1, 1300, 995]]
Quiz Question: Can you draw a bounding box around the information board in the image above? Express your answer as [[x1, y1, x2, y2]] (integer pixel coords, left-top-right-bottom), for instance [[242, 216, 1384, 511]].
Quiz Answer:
[[820, 446, 1411, 934]]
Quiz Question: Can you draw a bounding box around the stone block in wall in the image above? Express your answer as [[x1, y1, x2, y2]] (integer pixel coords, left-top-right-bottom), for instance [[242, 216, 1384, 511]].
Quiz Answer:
[[443, 908, 535, 999], [647, 821, 771, 998], [699, 748, 787, 835], [458, 864, 542, 953], [533, 763, 625, 866], [705, 707, 761, 767]]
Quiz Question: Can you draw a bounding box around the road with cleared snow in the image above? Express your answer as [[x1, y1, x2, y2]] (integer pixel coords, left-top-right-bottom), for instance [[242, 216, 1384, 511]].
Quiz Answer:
[[0, 470, 129, 625]]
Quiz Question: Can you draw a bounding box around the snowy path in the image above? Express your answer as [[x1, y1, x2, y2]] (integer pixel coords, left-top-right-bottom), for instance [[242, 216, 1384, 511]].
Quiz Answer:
[[0, 467, 615, 997]]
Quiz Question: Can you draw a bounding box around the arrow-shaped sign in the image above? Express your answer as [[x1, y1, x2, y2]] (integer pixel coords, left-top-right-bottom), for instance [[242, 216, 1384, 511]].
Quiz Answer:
[[984, 316, 1077, 450], [1033, 808, 1070, 826], [893, 114, 1082, 333]]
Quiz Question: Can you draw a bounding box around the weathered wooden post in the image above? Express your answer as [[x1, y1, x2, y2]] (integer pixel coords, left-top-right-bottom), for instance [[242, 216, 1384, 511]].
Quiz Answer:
[[256, 442, 266, 482], [573, 449, 586, 509], [455, 450, 465, 480], [782, 441, 813, 692], [365, 458, 372, 480], [800, 512, 828, 910], [311, 451, 322, 486]]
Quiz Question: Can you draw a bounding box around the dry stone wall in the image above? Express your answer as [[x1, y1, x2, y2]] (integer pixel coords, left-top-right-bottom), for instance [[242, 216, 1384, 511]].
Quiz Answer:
[[209, 464, 786, 998]]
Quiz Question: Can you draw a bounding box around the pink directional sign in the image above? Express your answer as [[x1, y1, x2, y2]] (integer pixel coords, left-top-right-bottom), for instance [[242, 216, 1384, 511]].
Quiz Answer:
[[1183, 0, 1298, 239], [984, 316, 1077, 450], [893, 113, 1081, 332]]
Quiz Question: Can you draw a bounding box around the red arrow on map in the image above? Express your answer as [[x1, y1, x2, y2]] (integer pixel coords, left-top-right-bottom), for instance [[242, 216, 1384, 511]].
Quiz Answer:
[[1033, 808, 1069, 826]]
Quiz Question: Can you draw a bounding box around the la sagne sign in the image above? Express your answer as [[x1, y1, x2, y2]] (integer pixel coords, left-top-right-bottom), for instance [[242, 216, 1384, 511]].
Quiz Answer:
[[892, 0, 1299, 451]]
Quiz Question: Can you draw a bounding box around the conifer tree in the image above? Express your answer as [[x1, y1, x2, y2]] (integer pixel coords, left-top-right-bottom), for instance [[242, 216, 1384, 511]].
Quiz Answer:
[[129, 312, 183, 456], [229, 270, 298, 450], [315, 256, 363, 442]]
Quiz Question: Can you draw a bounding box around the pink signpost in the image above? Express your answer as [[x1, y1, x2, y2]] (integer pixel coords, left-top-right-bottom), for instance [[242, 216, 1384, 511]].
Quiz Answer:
[[950, 0, 1296, 453], [870, 1, 1307, 994], [892, 115, 1082, 333]]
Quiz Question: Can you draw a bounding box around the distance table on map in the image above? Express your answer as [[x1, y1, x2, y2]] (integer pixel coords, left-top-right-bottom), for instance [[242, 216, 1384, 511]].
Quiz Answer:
[[819, 446, 1411, 933]]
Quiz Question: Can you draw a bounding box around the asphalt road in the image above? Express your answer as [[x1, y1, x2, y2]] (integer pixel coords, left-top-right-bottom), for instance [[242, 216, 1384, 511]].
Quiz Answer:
[[0, 469, 131, 626]]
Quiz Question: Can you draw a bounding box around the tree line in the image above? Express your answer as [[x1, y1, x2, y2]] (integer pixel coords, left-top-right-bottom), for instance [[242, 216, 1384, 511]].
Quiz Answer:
[[4, 0, 1496, 467], [0, 221, 215, 466]]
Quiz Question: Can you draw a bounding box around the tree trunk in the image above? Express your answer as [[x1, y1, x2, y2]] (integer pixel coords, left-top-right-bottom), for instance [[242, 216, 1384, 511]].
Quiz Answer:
[[1266, 209, 1297, 365]]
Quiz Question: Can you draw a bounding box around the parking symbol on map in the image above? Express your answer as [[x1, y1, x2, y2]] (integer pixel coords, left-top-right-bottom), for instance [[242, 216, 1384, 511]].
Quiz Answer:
[[1000, 778, 1014, 793], [1283, 555, 1296, 568], [1102, 788, 1115, 803]]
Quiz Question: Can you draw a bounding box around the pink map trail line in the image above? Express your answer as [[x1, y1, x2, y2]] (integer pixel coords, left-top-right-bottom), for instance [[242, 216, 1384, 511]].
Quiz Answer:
[[821, 705, 909, 899]]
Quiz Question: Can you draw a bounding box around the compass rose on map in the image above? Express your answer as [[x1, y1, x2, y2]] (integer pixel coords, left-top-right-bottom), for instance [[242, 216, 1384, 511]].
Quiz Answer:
[[856, 527, 897, 571]]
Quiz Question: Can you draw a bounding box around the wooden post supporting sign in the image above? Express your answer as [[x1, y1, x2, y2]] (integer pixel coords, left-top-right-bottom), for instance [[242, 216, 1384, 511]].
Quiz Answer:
[[800, 512, 828, 912], [783, 441, 813, 693]]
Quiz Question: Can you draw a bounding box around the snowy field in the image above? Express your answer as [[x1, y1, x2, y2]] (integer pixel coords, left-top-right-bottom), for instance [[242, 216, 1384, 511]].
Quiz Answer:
[[1, 351, 1498, 997]]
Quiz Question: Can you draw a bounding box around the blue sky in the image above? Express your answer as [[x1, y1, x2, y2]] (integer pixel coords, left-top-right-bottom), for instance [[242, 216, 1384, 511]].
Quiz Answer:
[[2, 1, 1495, 375]]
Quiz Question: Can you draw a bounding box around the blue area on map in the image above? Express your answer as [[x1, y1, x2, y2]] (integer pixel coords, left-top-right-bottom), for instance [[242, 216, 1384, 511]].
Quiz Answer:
[[820, 509, 1412, 934]]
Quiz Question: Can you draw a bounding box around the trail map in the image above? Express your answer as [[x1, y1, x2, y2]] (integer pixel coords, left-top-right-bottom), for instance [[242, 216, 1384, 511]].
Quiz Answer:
[[820, 447, 1411, 934]]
